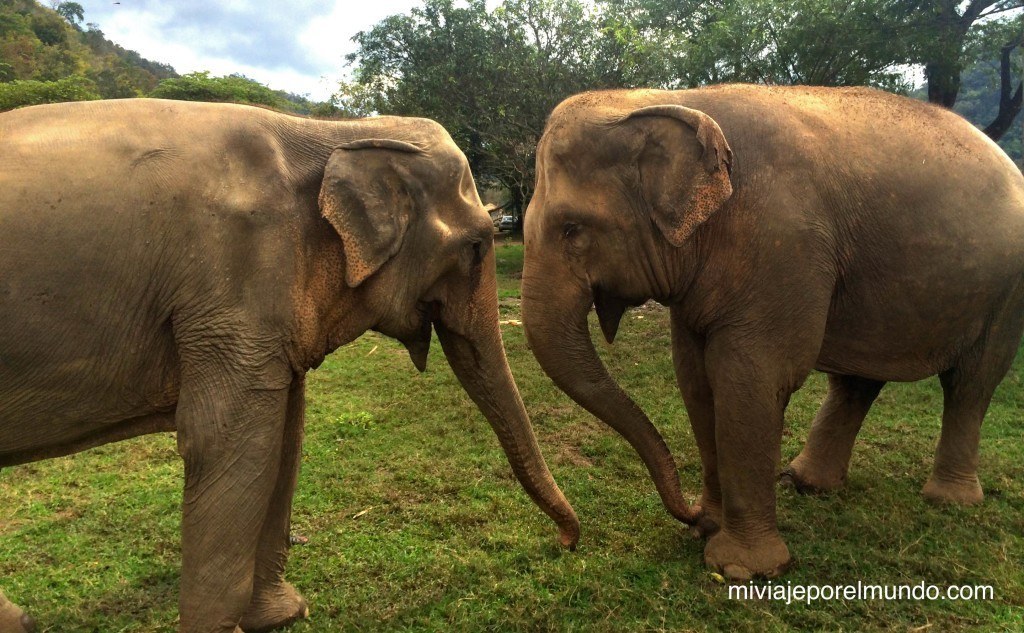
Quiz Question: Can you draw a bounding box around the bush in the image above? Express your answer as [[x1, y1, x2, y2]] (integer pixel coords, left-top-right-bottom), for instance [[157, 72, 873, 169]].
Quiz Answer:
[[149, 71, 287, 108], [0, 74, 100, 111]]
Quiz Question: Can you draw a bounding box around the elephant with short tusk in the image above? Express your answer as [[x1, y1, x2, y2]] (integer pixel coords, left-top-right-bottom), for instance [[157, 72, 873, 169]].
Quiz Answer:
[[0, 99, 579, 633], [520, 84, 1024, 580]]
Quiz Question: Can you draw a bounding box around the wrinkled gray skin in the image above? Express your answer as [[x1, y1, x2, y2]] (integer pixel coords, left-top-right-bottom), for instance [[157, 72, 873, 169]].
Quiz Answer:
[[521, 85, 1024, 580], [0, 99, 578, 633]]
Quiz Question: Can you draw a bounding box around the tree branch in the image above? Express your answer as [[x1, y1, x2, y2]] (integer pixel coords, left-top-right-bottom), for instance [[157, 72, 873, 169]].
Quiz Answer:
[[982, 34, 1024, 140]]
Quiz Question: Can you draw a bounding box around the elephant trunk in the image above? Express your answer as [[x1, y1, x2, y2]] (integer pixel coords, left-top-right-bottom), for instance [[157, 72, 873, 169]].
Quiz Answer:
[[435, 247, 580, 549], [521, 265, 702, 525]]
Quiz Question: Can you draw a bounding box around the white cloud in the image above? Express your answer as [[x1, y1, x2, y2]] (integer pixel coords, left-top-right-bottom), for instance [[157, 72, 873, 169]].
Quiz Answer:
[[75, 0, 424, 101]]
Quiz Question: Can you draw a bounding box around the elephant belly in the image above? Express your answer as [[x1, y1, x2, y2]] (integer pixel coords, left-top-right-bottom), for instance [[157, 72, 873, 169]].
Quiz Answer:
[[0, 308, 180, 462], [815, 269, 1024, 382]]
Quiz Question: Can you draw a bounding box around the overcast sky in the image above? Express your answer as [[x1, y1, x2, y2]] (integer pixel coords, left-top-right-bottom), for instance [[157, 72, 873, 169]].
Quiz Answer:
[[76, 1, 424, 101]]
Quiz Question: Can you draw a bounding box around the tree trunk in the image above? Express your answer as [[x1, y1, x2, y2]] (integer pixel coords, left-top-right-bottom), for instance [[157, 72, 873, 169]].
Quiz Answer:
[[925, 59, 962, 108], [982, 37, 1023, 142], [924, 1, 970, 108]]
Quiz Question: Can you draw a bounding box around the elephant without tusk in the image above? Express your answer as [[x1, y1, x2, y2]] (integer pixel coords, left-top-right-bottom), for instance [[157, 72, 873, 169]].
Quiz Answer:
[[0, 99, 578, 633], [521, 84, 1024, 580]]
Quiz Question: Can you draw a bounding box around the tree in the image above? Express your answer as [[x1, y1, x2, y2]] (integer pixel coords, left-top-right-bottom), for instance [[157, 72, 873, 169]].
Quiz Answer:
[[0, 74, 99, 111], [601, 0, 1022, 140], [345, 0, 1022, 212], [149, 71, 321, 114], [55, 1, 84, 28], [911, 0, 1021, 107], [1, 0, 176, 99], [348, 0, 617, 211], [598, 0, 918, 89], [150, 71, 289, 108], [963, 17, 1023, 141]]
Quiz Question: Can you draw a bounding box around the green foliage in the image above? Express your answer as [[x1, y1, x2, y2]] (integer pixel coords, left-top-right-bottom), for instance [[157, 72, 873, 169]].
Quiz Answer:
[[604, 0, 916, 90], [148, 71, 328, 115], [349, 0, 628, 209], [953, 64, 1023, 161], [0, 0, 176, 103], [346, 0, 1023, 208], [314, 80, 385, 118], [150, 71, 286, 107], [0, 73, 98, 110], [0, 2, 329, 114], [29, 11, 65, 46], [55, 2, 84, 28]]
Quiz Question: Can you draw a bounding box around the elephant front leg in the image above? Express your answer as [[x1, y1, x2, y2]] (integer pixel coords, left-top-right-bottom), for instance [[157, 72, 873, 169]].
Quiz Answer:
[[240, 377, 309, 633], [670, 310, 721, 537], [702, 336, 812, 580], [176, 363, 291, 633]]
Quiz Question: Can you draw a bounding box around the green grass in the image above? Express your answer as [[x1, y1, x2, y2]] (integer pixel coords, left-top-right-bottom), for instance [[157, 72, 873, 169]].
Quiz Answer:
[[2, 242, 1022, 631]]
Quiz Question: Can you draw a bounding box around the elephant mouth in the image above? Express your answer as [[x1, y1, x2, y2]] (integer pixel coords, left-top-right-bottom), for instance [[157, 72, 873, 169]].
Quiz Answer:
[[593, 286, 642, 344], [399, 301, 436, 372]]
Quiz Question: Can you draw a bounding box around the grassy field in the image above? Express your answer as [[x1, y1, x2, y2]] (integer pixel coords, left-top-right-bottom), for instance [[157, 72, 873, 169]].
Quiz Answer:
[[1, 241, 1022, 632]]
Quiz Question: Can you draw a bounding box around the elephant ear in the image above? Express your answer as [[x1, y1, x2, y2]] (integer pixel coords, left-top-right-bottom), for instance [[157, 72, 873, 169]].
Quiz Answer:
[[618, 105, 734, 247], [319, 139, 424, 287]]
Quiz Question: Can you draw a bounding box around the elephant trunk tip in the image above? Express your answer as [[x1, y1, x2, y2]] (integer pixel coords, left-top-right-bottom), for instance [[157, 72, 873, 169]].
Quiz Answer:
[[670, 501, 704, 527], [557, 515, 581, 551]]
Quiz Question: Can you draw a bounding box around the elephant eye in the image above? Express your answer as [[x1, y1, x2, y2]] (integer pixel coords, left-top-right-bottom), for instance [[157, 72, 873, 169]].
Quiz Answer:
[[562, 222, 581, 240], [464, 238, 484, 267]]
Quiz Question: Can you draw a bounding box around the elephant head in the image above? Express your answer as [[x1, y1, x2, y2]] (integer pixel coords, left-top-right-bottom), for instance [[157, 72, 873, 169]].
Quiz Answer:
[[316, 123, 579, 548], [520, 97, 734, 525]]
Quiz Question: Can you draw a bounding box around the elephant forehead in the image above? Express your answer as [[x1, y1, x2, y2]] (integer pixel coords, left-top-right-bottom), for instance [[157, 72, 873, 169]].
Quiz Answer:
[[539, 142, 613, 195], [535, 170, 614, 222], [541, 124, 632, 177], [420, 158, 486, 220]]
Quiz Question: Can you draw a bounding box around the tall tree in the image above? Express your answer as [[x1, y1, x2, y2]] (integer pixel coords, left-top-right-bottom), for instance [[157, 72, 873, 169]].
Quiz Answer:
[[916, 0, 1021, 108], [963, 16, 1023, 140], [349, 0, 610, 211], [344, 0, 1021, 205], [603, 0, 1022, 140], [54, 1, 84, 28]]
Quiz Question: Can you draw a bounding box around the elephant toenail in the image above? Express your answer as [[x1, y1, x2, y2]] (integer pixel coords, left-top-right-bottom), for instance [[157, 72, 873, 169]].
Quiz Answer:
[[21, 613, 36, 633], [722, 564, 752, 581]]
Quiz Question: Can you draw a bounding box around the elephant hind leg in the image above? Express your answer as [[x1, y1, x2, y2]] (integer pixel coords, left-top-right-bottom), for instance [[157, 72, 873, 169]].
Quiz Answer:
[[781, 374, 884, 494], [923, 369, 994, 505], [924, 300, 1024, 505], [0, 589, 35, 633]]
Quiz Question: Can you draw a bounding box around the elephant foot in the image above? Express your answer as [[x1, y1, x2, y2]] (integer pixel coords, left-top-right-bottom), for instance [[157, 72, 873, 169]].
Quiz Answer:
[[0, 590, 35, 633], [0, 613, 36, 633], [240, 581, 309, 633], [779, 459, 846, 495], [704, 529, 791, 581], [922, 473, 983, 506]]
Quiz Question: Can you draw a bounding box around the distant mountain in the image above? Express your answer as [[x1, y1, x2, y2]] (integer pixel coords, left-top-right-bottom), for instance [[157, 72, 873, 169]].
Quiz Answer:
[[0, 0, 177, 99], [0, 0, 337, 114]]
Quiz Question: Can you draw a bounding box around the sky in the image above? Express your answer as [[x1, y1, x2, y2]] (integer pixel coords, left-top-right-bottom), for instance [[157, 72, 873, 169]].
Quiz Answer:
[[76, 0, 424, 101]]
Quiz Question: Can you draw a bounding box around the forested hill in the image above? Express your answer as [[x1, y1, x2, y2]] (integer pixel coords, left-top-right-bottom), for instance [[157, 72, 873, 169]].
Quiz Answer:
[[0, 0, 326, 113], [0, 0, 177, 99]]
